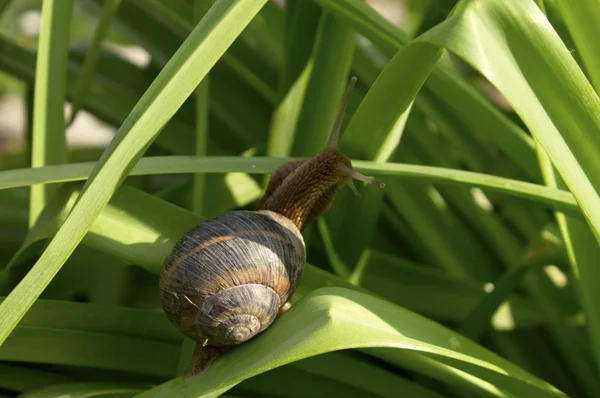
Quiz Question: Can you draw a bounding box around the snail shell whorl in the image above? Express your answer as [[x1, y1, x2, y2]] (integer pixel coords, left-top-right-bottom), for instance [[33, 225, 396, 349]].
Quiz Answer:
[[159, 210, 305, 347]]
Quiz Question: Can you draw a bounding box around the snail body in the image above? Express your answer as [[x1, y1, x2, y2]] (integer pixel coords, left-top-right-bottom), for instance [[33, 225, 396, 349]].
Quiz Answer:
[[159, 77, 384, 377]]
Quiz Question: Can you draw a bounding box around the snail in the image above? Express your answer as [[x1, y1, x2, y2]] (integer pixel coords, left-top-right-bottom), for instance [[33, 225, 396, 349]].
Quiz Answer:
[[159, 77, 384, 377]]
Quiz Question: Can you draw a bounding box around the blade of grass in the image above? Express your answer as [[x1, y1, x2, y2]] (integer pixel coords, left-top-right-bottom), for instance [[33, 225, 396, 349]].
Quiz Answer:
[[341, 42, 441, 160], [191, 0, 212, 215], [29, 0, 74, 226], [0, 156, 581, 217], [68, 0, 121, 125], [535, 116, 600, 377], [550, 0, 600, 93], [0, 0, 269, 347], [137, 287, 566, 398], [266, 62, 312, 159], [280, 0, 321, 96], [291, 11, 355, 156]]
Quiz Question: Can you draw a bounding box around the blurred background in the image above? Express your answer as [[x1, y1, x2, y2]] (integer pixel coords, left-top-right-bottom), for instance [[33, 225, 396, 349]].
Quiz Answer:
[[0, 0, 412, 159]]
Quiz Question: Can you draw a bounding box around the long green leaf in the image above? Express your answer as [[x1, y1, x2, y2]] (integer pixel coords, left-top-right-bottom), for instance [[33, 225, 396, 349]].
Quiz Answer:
[[191, 0, 212, 215], [0, 157, 580, 216], [137, 287, 566, 397], [291, 11, 355, 156], [0, 0, 269, 347], [29, 0, 74, 226]]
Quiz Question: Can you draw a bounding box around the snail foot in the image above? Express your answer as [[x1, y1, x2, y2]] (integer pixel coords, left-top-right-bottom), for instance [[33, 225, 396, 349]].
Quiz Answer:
[[184, 343, 233, 379]]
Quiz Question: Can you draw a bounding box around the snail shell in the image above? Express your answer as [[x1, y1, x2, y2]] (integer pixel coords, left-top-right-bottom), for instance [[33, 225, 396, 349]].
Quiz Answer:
[[159, 210, 305, 346]]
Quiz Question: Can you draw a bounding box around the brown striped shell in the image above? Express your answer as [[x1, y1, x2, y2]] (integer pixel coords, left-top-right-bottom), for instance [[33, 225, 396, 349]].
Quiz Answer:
[[159, 210, 305, 347]]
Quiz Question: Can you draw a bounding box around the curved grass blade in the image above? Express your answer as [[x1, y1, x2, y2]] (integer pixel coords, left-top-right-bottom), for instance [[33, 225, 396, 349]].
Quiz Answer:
[[29, 0, 74, 226], [68, 0, 122, 125], [0, 156, 580, 216], [342, 42, 441, 159], [136, 287, 566, 398], [0, 0, 269, 347]]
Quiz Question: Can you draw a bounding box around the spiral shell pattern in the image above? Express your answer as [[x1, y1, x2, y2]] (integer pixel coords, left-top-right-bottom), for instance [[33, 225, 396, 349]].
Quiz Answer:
[[159, 210, 305, 346]]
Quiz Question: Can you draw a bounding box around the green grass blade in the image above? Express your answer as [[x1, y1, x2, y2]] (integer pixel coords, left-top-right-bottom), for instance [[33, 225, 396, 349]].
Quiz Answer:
[[29, 0, 74, 226], [551, 0, 600, 93], [280, 0, 321, 95], [68, 0, 121, 125], [342, 42, 441, 159], [266, 63, 311, 159], [137, 287, 565, 397], [537, 133, 600, 375], [0, 0, 268, 347], [191, 0, 212, 214], [0, 156, 581, 216], [291, 12, 355, 156]]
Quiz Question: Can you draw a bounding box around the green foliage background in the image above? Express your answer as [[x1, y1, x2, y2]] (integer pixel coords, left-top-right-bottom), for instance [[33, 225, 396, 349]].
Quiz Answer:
[[0, 0, 599, 397]]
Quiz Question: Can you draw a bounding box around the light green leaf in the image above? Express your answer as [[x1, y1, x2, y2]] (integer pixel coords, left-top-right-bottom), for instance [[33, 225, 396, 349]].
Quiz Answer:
[[0, 156, 581, 217], [137, 287, 566, 397], [29, 0, 74, 226]]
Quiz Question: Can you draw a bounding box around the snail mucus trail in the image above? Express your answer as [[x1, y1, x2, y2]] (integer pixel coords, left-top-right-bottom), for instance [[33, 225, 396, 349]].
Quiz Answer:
[[159, 77, 384, 378]]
